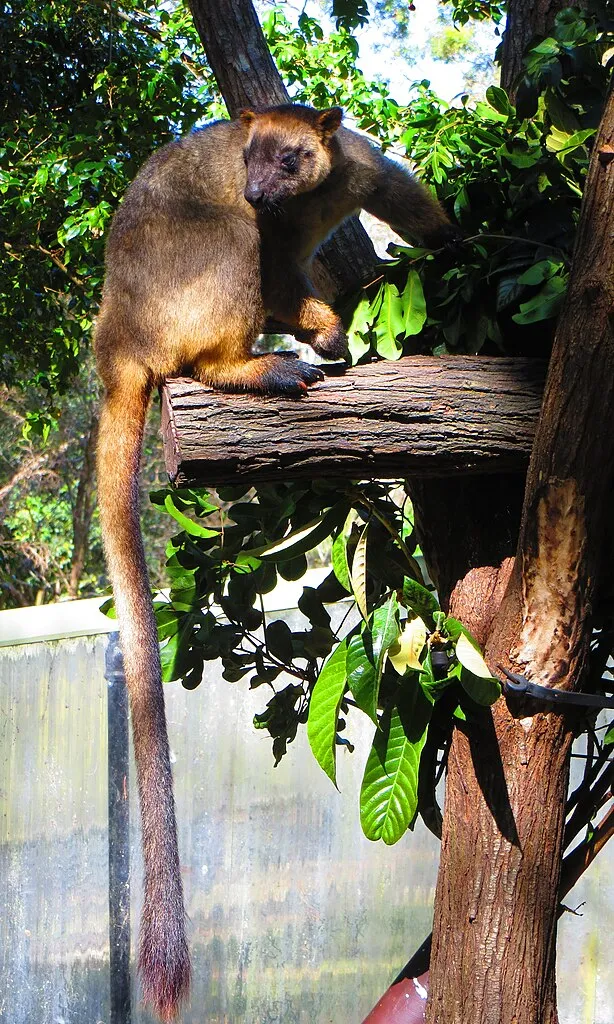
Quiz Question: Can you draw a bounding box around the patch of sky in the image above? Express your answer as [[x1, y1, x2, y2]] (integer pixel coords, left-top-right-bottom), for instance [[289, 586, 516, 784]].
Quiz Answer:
[[257, 0, 501, 105]]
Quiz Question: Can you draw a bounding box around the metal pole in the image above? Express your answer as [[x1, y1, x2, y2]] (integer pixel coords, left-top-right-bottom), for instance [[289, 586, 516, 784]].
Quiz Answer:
[[105, 632, 132, 1024]]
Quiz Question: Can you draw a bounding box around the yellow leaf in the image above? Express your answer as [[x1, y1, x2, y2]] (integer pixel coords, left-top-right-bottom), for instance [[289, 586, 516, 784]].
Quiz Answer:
[[351, 524, 368, 621], [456, 631, 494, 679], [388, 616, 427, 674]]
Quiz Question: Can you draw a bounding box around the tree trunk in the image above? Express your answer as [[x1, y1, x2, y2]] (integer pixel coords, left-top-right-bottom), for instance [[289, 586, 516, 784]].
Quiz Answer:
[[501, 0, 580, 99], [425, 81, 614, 1024], [186, 0, 378, 298]]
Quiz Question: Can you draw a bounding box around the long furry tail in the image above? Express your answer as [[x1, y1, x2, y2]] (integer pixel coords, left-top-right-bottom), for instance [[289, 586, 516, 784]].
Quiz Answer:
[[98, 368, 191, 1020]]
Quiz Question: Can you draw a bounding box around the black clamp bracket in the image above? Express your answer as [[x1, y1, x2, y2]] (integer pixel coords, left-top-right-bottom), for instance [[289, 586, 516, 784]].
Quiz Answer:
[[500, 666, 614, 711]]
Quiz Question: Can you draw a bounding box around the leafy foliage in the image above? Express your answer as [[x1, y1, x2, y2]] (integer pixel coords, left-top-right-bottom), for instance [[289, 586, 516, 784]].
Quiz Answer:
[[0, 0, 217, 434], [139, 3, 614, 847], [147, 478, 500, 840], [347, 8, 611, 363]]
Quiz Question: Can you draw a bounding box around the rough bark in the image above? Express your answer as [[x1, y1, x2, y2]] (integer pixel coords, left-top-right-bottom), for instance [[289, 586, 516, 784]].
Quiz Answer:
[[160, 357, 546, 487], [425, 574, 571, 1024], [186, 0, 378, 298], [425, 82, 614, 1024], [411, 476, 525, 609], [501, 0, 580, 99]]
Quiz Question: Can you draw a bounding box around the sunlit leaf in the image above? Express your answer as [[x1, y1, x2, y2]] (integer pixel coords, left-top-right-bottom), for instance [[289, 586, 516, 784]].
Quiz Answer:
[[307, 639, 349, 786], [456, 632, 495, 679], [389, 616, 427, 674], [401, 270, 427, 337], [360, 683, 432, 844], [347, 633, 378, 722], [351, 523, 369, 620], [163, 494, 220, 538]]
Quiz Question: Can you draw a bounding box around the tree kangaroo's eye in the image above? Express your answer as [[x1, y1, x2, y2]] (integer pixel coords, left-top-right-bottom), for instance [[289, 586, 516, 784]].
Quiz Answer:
[[281, 153, 298, 172]]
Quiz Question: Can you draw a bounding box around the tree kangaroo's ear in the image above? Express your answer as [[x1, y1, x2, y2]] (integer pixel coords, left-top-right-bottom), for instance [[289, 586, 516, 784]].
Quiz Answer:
[[239, 109, 257, 127], [316, 107, 343, 140]]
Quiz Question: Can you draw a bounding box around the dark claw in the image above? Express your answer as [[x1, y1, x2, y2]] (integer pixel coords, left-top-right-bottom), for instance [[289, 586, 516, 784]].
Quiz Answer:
[[296, 360, 325, 384], [260, 356, 325, 396]]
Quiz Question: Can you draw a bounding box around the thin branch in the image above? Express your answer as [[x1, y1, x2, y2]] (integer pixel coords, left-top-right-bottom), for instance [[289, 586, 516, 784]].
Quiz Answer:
[[0, 443, 70, 506], [4, 242, 88, 291]]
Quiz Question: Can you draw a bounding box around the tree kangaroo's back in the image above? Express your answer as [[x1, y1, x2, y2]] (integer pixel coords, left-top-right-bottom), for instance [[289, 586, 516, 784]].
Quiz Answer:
[[94, 103, 452, 1020]]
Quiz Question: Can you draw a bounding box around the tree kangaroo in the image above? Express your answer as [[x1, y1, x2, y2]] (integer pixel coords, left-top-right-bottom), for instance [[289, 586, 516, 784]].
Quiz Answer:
[[94, 103, 453, 1020]]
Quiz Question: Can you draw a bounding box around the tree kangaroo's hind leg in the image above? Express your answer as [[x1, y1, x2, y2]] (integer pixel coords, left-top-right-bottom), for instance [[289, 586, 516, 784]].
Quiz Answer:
[[190, 237, 325, 396]]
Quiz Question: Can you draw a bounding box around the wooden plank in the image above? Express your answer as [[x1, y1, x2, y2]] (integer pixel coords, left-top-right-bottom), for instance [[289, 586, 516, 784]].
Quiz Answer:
[[160, 356, 546, 487]]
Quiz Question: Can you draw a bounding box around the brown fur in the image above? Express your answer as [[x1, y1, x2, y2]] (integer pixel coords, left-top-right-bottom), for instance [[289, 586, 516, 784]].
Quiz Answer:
[[94, 103, 451, 1020]]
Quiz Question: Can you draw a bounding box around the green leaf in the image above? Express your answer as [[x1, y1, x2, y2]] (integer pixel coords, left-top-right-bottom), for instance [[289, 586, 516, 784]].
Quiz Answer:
[[307, 639, 349, 786], [332, 530, 351, 592], [347, 597, 399, 722], [371, 596, 400, 665], [160, 620, 195, 682], [485, 85, 512, 116], [402, 577, 440, 624], [374, 282, 404, 359], [400, 270, 427, 337], [347, 633, 378, 723], [443, 616, 479, 646], [360, 684, 432, 844], [546, 126, 595, 157], [460, 668, 501, 706], [351, 523, 369, 620], [517, 259, 562, 286], [348, 293, 373, 364], [256, 504, 346, 561], [475, 100, 508, 123], [163, 494, 220, 538], [604, 723, 614, 746], [512, 276, 567, 324]]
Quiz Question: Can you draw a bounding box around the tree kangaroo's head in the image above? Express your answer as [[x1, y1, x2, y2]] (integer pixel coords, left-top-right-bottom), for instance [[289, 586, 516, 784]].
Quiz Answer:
[[240, 104, 342, 210]]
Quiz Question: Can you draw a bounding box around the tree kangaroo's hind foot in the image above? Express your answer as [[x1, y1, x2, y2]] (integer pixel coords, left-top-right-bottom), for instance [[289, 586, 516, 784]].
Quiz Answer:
[[194, 352, 325, 396]]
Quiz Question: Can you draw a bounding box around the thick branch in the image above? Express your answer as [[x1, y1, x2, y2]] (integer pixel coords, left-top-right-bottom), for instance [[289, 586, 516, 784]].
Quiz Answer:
[[491, 82, 614, 688], [160, 356, 546, 487]]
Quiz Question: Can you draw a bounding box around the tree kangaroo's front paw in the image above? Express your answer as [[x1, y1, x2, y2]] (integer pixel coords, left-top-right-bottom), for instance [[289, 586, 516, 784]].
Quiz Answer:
[[308, 317, 349, 361], [424, 222, 465, 251]]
